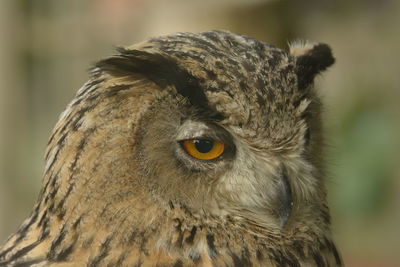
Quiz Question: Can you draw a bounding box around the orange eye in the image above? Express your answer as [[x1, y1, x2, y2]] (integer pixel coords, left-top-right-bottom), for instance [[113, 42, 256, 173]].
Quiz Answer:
[[181, 139, 225, 160]]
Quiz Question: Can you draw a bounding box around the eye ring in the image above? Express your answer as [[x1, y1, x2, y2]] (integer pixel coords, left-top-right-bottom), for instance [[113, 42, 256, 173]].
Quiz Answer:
[[180, 139, 225, 160]]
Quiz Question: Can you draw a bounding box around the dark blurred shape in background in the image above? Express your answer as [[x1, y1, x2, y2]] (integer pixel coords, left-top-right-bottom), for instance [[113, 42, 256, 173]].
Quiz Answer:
[[0, 0, 399, 266]]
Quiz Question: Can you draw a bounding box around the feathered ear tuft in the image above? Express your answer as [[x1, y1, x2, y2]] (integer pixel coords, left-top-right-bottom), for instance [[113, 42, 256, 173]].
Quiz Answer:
[[289, 41, 335, 90], [95, 47, 212, 110], [95, 47, 164, 79]]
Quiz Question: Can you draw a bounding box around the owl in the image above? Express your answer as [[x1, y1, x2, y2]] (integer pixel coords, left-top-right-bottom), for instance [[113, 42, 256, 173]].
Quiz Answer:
[[0, 30, 341, 266]]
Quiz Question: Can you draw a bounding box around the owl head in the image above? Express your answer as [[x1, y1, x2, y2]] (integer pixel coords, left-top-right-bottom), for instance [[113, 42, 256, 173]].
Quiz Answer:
[[44, 30, 334, 237]]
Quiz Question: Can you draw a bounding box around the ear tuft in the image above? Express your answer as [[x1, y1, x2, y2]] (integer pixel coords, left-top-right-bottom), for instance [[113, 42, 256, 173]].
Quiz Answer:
[[289, 41, 335, 89], [95, 47, 156, 77]]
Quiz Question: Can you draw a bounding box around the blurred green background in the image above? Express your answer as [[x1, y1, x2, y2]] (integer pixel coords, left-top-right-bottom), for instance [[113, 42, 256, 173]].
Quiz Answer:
[[0, 0, 399, 266]]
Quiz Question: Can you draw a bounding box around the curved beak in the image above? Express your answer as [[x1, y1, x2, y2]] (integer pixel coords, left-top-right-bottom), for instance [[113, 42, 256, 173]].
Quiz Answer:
[[276, 167, 293, 228]]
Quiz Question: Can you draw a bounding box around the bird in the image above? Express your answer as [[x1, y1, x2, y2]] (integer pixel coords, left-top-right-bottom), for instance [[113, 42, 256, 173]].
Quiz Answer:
[[0, 30, 341, 266]]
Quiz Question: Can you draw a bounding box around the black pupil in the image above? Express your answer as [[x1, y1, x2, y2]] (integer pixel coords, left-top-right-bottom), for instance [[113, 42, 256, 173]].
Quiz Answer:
[[194, 139, 214, 153]]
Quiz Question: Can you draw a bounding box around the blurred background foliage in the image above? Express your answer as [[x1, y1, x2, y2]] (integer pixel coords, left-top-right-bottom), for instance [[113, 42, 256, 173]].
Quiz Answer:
[[0, 0, 399, 266]]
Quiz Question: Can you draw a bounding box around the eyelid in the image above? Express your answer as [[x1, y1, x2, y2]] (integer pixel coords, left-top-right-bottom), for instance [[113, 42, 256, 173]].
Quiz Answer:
[[177, 135, 217, 143], [176, 120, 214, 140]]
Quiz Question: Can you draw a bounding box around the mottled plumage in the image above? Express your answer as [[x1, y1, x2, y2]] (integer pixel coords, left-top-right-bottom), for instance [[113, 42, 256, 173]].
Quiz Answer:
[[0, 30, 341, 266]]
